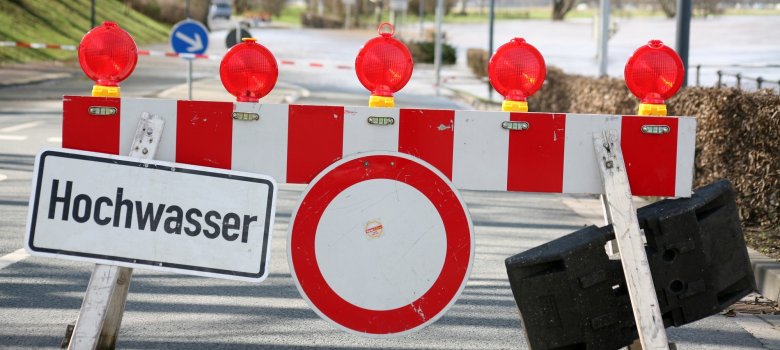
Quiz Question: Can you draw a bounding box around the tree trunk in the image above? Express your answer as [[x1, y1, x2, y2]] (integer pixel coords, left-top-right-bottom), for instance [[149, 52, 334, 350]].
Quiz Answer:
[[552, 0, 577, 21], [657, 0, 675, 18]]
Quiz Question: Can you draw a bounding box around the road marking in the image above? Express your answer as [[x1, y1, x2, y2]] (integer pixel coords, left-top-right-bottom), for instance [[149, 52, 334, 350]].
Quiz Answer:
[[0, 135, 28, 141], [0, 249, 30, 270], [0, 121, 43, 133], [0, 174, 7, 182], [47, 137, 62, 143]]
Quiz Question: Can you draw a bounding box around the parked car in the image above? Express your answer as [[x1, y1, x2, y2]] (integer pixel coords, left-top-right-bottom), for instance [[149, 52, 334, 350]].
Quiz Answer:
[[209, 2, 232, 20]]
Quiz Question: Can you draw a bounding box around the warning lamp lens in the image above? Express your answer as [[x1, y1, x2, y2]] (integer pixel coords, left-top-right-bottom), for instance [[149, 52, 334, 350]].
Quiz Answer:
[[488, 38, 546, 102], [77, 21, 138, 87], [624, 40, 684, 104], [355, 23, 414, 97], [220, 38, 279, 102]]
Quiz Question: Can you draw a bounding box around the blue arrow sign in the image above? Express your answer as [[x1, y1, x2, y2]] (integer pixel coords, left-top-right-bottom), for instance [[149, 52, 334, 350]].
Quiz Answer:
[[170, 20, 209, 55]]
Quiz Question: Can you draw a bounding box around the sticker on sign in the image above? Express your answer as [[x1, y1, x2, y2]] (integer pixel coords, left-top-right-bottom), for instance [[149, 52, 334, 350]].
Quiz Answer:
[[25, 148, 277, 282]]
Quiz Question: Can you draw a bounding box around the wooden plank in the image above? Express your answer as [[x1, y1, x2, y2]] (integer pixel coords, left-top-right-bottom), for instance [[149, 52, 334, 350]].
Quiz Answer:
[[600, 194, 620, 255], [592, 131, 669, 350], [68, 113, 164, 350]]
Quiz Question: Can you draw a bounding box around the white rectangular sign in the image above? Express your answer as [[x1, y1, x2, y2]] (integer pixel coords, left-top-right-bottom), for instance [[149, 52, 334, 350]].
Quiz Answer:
[[25, 149, 277, 283], [390, 0, 408, 10]]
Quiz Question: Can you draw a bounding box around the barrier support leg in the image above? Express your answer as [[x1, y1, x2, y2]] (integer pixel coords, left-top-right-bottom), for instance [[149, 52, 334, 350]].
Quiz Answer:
[[67, 113, 165, 350], [592, 130, 669, 350]]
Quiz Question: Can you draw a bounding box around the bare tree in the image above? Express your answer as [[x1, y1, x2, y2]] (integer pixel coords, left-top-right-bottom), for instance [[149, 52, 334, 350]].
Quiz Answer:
[[552, 0, 578, 20], [657, 0, 675, 18]]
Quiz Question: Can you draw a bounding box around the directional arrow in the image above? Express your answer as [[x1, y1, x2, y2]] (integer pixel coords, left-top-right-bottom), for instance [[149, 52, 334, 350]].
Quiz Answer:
[[175, 32, 203, 52]]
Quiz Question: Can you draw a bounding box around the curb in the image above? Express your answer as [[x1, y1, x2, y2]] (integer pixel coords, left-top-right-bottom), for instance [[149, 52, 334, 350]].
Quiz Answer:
[[0, 71, 73, 88], [442, 85, 501, 111], [749, 248, 780, 302]]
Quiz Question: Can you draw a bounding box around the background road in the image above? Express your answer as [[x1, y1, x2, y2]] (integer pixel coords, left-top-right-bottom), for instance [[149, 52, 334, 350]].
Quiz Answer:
[[0, 21, 776, 349]]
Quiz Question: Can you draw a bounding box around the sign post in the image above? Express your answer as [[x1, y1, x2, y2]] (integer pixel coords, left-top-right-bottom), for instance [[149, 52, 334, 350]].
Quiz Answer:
[[342, 0, 356, 29], [170, 20, 209, 100], [63, 114, 165, 350], [593, 130, 670, 349]]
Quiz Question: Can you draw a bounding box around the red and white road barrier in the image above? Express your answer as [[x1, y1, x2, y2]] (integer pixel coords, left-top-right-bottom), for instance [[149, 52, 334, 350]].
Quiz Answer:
[[63, 96, 696, 197], [1, 41, 353, 69], [0, 41, 77, 51]]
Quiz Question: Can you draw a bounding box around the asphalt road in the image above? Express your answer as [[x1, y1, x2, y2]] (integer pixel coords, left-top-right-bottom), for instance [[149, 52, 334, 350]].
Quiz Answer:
[[0, 21, 775, 349]]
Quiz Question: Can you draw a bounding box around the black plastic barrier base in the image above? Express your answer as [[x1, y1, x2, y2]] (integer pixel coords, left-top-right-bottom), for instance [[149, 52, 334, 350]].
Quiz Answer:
[[505, 180, 756, 350]]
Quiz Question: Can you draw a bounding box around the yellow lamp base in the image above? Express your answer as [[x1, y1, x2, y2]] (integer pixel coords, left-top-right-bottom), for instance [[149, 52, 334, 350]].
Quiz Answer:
[[92, 85, 121, 98], [502, 100, 528, 113], [637, 103, 667, 116], [369, 95, 394, 108]]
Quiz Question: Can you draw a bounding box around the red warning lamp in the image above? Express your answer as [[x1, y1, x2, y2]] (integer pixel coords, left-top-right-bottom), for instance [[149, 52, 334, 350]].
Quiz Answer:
[[488, 38, 546, 113], [355, 23, 414, 108], [78, 21, 138, 98], [220, 38, 279, 103], [624, 39, 684, 116]]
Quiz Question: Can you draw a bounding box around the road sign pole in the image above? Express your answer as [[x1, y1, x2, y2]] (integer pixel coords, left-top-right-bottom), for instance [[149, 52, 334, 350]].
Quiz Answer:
[[675, 0, 692, 87], [433, 0, 443, 94], [487, 0, 495, 100], [593, 131, 669, 350], [598, 0, 610, 77], [67, 113, 164, 350], [345, 3, 351, 29], [419, 0, 424, 39], [187, 59, 193, 100]]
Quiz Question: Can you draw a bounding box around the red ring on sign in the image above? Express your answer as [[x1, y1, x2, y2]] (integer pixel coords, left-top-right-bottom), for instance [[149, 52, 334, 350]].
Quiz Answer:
[[289, 153, 472, 335]]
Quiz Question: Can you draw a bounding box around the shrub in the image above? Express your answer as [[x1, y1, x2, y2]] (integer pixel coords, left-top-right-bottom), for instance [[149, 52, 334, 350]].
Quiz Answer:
[[300, 12, 343, 28], [466, 48, 488, 78], [404, 40, 456, 65]]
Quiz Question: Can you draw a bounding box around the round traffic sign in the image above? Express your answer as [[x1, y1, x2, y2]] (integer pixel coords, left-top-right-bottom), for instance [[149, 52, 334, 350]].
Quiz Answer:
[[170, 20, 209, 55], [226, 27, 252, 49], [288, 152, 474, 337]]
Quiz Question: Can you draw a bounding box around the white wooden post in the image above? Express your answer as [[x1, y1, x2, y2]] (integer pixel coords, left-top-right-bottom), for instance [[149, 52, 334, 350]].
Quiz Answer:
[[592, 130, 669, 350], [68, 113, 165, 350]]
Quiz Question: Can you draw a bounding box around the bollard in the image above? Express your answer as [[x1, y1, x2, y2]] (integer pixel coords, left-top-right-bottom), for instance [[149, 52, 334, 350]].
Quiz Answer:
[[717, 70, 722, 87], [695, 64, 701, 86]]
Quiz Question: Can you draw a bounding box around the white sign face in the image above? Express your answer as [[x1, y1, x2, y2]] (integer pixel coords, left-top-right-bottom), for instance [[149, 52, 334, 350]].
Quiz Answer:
[[390, 0, 408, 10], [26, 149, 277, 283]]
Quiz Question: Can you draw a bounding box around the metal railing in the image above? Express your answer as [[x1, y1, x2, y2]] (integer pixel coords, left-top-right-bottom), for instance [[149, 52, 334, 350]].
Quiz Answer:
[[694, 64, 780, 91]]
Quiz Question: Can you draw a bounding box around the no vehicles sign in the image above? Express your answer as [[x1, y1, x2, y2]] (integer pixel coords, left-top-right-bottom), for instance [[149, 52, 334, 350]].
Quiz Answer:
[[288, 152, 475, 336], [25, 149, 276, 282]]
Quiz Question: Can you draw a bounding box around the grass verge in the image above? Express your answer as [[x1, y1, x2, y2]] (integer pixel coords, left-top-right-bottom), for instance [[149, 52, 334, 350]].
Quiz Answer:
[[0, 0, 169, 64]]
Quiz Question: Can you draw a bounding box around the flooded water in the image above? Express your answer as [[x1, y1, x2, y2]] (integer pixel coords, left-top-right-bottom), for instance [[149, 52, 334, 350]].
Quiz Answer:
[[204, 15, 779, 91], [428, 15, 780, 89]]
